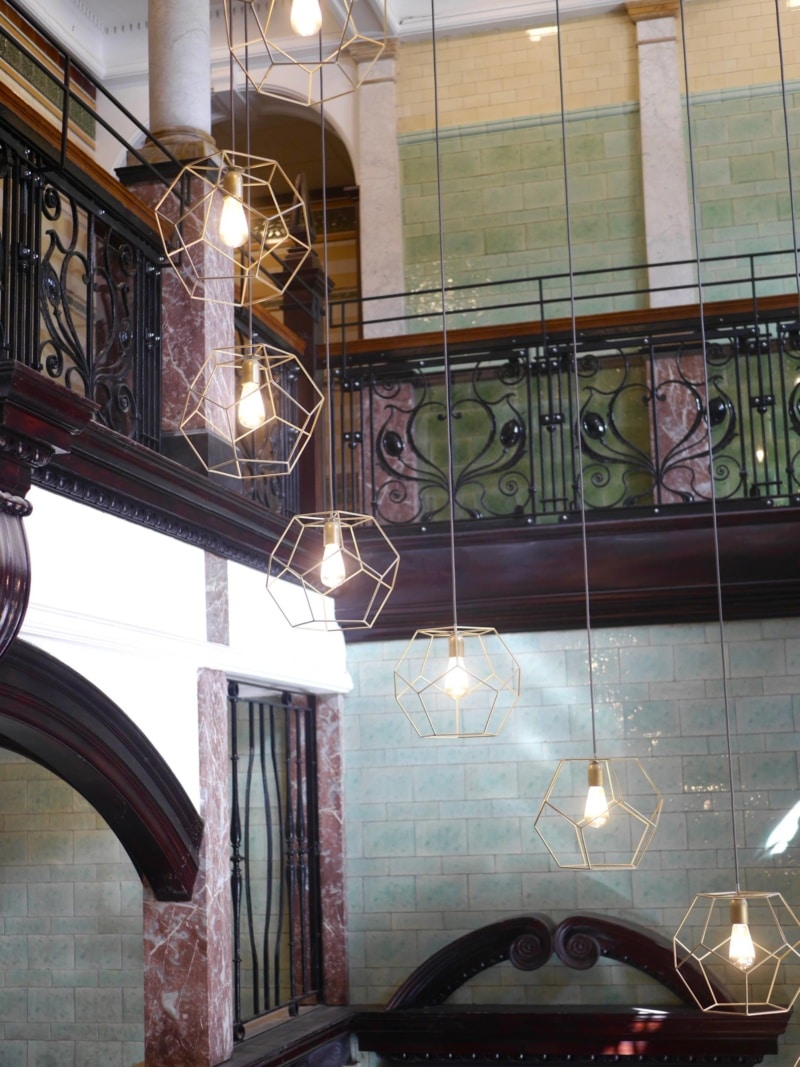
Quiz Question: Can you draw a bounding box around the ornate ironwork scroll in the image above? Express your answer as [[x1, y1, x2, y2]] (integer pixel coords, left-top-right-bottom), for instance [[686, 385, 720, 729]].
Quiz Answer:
[[331, 311, 800, 529]]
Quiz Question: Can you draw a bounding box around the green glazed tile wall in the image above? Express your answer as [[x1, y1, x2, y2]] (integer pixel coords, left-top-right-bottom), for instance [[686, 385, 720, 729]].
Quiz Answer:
[[399, 106, 647, 329], [692, 84, 800, 299], [399, 85, 800, 327], [0, 752, 143, 1067], [344, 617, 800, 1064]]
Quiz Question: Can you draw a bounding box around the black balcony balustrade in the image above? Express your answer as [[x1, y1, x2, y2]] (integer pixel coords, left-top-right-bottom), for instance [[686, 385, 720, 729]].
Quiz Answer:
[[0, 133, 163, 449], [327, 304, 800, 530]]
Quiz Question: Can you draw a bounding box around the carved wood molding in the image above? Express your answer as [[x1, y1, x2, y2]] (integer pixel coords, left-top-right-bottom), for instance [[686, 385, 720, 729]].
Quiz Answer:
[[352, 914, 790, 1063], [0, 640, 202, 900], [387, 913, 726, 1012]]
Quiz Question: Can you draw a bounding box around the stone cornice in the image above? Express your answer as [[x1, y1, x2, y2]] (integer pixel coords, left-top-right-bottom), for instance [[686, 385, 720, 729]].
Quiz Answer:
[[626, 0, 680, 21]]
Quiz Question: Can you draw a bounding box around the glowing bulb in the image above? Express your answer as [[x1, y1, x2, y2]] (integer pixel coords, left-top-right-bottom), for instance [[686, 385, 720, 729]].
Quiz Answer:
[[320, 519, 346, 590], [756, 446, 765, 464], [584, 761, 609, 829], [290, 0, 322, 36], [729, 898, 756, 972], [443, 633, 470, 699], [219, 169, 248, 248], [238, 359, 268, 430]]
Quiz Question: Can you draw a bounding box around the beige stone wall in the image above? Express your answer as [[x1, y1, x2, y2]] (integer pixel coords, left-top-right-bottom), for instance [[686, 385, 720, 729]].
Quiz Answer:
[[683, 0, 800, 92], [396, 11, 637, 134], [396, 0, 800, 135]]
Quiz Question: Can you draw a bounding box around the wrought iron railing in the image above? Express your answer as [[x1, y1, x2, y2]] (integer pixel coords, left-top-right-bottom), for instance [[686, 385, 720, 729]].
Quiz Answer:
[[328, 247, 800, 339], [228, 682, 322, 1040], [328, 304, 800, 526], [0, 123, 164, 448]]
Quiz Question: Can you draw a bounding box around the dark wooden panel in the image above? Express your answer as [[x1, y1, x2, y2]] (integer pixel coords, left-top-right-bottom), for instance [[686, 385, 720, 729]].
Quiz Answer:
[[344, 504, 800, 642]]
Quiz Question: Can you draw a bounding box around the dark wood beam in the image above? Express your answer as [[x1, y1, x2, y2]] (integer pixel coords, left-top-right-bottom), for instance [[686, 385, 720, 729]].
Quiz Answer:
[[343, 503, 800, 642]]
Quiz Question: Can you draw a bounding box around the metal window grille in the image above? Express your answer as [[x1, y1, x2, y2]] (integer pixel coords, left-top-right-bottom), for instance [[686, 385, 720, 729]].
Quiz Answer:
[[228, 682, 322, 1040]]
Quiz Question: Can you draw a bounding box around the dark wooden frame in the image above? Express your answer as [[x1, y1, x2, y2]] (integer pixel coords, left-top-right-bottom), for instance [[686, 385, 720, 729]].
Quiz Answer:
[[351, 914, 791, 1064], [0, 639, 202, 900]]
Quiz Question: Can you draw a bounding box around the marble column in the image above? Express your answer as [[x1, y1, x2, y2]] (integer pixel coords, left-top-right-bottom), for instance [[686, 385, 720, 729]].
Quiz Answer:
[[627, 1, 697, 307], [143, 668, 233, 1067], [145, 0, 217, 161], [316, 693, 348, 1003], [356, 44, 407, 336]]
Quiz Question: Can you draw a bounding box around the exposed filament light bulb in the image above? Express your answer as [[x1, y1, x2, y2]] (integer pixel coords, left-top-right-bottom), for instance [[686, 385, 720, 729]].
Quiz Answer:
[[729, 897, 756, 972], [238, 358, 270, 430], [444, 632, 470, 700], [320, 518, 346, 590], [584, 760, 609, 829], [290, 0, 323, 36], [219, 168, 248, 248]]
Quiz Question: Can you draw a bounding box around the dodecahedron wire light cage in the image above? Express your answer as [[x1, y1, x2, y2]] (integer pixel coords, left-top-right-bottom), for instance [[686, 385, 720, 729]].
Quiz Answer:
[[154, 150, 311, 306], [180, 342, 323, 479], [394, 626, 521, 739], [673, 890, 800, 1015], [534, 756, 662, 870], [223, 0, 388, 107], [267, 510, 400, 630]]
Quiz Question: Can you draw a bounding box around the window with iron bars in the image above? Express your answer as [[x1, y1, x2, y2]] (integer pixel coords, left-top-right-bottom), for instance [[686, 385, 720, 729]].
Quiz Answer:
[[228, 682, 323, 1040]]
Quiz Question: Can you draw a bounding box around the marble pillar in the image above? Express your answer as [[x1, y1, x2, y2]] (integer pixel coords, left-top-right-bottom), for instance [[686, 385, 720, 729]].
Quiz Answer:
[[117, 170, 235, 463], [356, 45, 407, 337], [316, 693, 348, 1004], [627, 1, 697, 307], [145, 0, 216, 161], [143, 668, 233, 1067]]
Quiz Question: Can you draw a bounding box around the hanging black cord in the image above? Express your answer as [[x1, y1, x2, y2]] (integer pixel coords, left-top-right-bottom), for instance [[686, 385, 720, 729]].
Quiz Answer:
[[555, 0, 597, 755], [429, 0, 459, 631], [677, 0, 740, 893], [773, 0, 800, 321]]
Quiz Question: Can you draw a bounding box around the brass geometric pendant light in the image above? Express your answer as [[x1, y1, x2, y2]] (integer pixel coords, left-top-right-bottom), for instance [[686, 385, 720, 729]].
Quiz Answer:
[[671, 0, 800, 1014], [223, 0, 388, 107], [154, 150, 311, 307], [532, 0, 659, 867], [266, 509, 399, 630], [394, 625, 520, 739], [390, 0, 520, 737], [180, 342, 324, 479], [534, 756, 662, 871]]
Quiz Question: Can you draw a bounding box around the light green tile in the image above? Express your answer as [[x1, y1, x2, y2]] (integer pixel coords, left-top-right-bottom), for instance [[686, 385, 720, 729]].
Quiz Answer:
[[360, 800, 414, 847]]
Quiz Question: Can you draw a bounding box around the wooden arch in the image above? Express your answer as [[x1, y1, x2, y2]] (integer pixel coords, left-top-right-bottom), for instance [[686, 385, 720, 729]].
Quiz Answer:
[[354, 914, 791, 1064], [0, 639, 202, 900]]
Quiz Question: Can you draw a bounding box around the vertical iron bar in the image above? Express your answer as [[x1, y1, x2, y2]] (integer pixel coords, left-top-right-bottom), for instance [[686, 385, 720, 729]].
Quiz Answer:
[[647, 340, 662, 506], [282, 693, 298, 1002], [259, 703, 273, 1009], [295, 702, 309, 995], [228, 682, 245, 1042], [270, 700, 286, 1004], [304, 695, 322, 994], [243, 700, 259, 1013]]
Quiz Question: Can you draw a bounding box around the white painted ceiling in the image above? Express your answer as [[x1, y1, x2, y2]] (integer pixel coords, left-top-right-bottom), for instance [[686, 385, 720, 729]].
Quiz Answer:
[[18, 0, 622, 86]]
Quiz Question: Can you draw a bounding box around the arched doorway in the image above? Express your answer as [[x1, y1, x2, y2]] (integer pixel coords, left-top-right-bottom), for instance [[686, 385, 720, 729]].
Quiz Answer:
[[211, 91, 361, 318], [0, 640, 203, 1066], [0, 640, 201, 900]]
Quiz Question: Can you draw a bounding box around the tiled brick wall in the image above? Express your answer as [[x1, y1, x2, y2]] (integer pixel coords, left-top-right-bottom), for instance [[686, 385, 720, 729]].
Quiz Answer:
[[395, 0, 800, 325], [0, 752, 143, 1067], [344, 617, 800, 1064]]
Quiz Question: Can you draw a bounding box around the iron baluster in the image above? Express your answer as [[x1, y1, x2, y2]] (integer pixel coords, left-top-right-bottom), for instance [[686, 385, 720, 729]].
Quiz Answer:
[[259, 704, 273, 1010], [243, 700, 258, 1014], [270, 700, 286, 1007], [228, 681, 245, 1043]]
